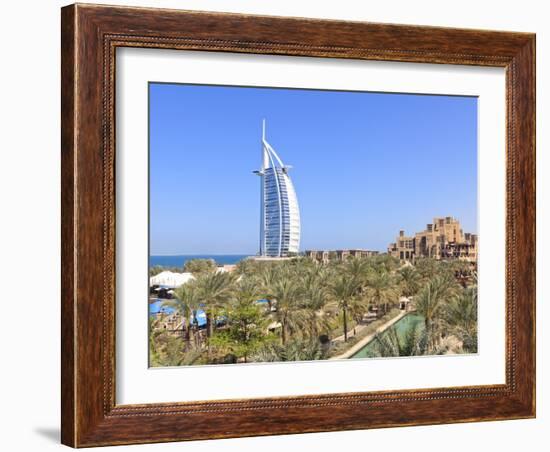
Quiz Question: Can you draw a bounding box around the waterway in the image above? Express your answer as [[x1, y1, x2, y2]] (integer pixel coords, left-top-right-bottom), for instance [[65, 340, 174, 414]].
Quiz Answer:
[[350, 313, 425, 359]]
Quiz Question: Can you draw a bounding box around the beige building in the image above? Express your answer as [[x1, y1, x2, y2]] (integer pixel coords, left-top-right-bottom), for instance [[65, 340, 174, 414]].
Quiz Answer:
[[388, 216, 477, 262], [388, 230, 416, 261], [305, 249, 379, 264]]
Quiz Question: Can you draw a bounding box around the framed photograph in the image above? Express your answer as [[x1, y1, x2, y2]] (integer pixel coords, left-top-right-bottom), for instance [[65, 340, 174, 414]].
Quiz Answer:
[[61, 3, 535, 447]]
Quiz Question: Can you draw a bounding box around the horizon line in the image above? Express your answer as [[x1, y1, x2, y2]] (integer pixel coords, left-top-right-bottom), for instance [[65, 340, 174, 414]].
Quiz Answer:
[[150, 248, 388, 257]]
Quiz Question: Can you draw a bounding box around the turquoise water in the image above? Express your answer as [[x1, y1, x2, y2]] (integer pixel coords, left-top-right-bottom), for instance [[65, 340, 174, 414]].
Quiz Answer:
[[350, 313, 425, 359], [149, 299, 175, 315], [150, 254, 249, 268], [149, 299, 207, 326]]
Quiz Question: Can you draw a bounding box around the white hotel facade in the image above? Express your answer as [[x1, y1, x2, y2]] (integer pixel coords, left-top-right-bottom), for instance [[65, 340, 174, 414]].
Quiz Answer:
[[254, 121, 301, 257]]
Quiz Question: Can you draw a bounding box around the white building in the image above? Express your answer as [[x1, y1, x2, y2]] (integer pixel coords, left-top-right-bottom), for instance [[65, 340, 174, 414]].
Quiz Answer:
[[253, 120, 301, 257]]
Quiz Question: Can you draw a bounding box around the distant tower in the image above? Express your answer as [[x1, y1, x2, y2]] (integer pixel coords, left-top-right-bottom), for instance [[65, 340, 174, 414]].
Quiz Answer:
[[253, 120, 301, 257]]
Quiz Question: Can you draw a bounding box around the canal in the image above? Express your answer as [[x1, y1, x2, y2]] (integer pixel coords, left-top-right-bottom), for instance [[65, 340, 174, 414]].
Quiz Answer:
[[350, 313, 425, 359]]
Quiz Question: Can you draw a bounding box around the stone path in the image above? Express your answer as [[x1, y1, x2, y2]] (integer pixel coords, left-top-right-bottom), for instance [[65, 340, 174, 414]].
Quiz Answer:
[[332, 319, 372, 343]]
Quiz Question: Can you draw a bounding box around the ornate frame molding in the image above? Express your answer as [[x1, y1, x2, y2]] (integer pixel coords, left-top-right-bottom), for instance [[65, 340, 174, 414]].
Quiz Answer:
[[61, 4, 535, 447]]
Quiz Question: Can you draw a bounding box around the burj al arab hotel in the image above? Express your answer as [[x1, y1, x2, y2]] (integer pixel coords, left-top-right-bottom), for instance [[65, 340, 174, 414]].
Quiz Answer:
[[254, 120, 301, 257]]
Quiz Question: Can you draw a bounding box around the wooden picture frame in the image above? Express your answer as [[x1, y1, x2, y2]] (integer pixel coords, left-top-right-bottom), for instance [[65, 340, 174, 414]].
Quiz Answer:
[[61, 3, 535, 447]]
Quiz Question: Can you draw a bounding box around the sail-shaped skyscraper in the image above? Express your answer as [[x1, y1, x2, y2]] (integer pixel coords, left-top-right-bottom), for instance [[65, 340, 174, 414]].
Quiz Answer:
[[254, 120, 301, 257]]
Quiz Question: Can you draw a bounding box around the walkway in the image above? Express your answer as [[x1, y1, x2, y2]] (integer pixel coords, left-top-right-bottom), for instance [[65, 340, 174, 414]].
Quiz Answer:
[[332, 318, 373, 343], [330, 310, 409, 360]]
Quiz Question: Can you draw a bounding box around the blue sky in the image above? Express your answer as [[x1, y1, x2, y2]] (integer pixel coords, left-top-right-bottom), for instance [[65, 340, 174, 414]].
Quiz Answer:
[[149, 83, 477, 255]]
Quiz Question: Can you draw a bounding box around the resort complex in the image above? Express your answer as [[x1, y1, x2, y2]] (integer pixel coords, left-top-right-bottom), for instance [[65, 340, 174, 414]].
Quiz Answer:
[[149, 251, 477, 366], [253, 120, 301, 258], [387, 216, 478, 263], [148, 123, 478, 367], [149, 211, 478, 366], [305, 249, 379, 264]]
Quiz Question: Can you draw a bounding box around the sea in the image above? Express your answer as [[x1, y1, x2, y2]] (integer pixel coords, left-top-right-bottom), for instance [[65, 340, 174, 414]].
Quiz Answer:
[[150, 254, 250, 269]]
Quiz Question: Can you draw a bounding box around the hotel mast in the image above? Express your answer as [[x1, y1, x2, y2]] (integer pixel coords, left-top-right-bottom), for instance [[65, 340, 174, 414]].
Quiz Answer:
[[254, 120, 301, 257]]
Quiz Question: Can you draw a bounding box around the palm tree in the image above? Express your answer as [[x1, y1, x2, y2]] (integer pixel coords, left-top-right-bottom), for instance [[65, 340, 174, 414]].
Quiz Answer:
[[398, 266, 421, 298], [328, 273, 361, 342], [373, 254, 400, 272], [370, 324, 428, 357], [343, 257, 370, 286], [235, 258, 262, 278], [257, 263, 282, 310], [210, 279, 270, 363], [194, 271, 236, 339], [415, 278, 442, 332], [183, 258, 217, 275], [253, 337, 326, 362], [148, 317, 163, 366], [444, 287, 478, 352], [365, 267, 398, 315], [283, 338, 327, 361], [414, 258, 439, 281], [269, 277, 308, 345], [168, 283, 201, 349], [415, 274, 458, 348], [300, 269, 330, 338]]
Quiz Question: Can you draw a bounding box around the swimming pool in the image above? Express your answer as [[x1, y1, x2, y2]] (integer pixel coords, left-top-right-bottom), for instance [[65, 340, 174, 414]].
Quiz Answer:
[[149, 299, 207, 327]]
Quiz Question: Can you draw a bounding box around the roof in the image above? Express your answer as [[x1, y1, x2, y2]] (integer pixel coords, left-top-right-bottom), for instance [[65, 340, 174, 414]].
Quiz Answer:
[[149, 271, 194, 289]]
